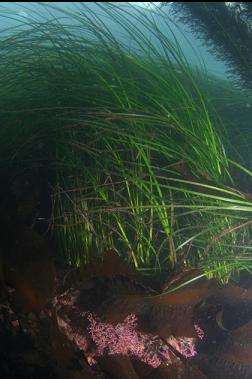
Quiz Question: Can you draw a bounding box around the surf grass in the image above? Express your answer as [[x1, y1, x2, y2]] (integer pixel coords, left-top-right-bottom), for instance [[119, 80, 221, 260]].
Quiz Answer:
[[0, 3, 251, 282]]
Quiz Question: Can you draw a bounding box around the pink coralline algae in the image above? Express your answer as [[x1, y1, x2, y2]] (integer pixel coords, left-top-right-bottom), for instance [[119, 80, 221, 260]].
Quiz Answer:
[[194, 323, 205, 340], [86, 313, 197, 368], [167, 336, 197, 358]]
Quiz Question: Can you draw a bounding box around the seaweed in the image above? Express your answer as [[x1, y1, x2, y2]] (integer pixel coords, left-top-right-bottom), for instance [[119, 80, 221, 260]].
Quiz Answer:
[[165, 2, 252, 90]]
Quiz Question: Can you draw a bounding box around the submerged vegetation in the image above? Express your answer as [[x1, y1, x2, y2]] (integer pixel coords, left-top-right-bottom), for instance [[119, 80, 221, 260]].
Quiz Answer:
[[0, 2, 252, 284], [167, 2, 252, 91]]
